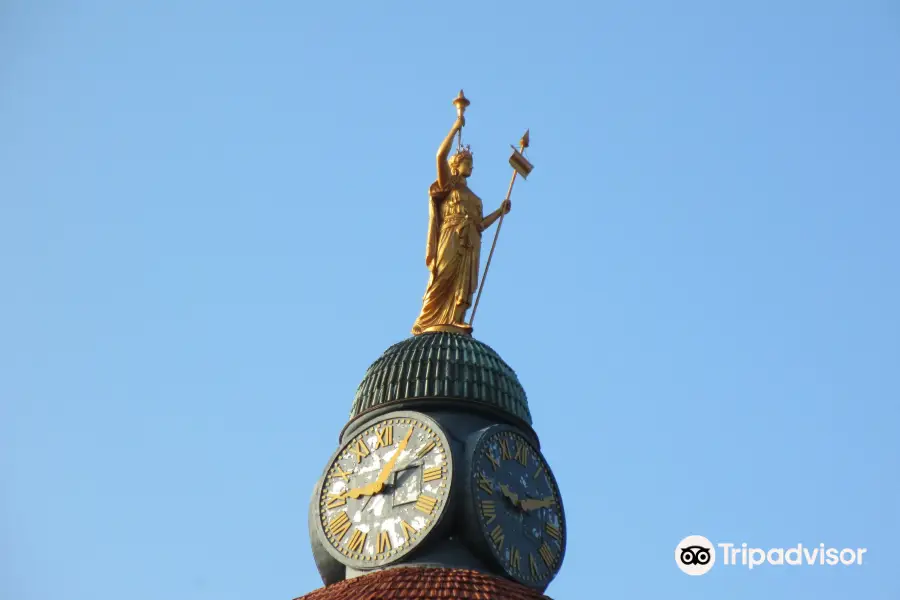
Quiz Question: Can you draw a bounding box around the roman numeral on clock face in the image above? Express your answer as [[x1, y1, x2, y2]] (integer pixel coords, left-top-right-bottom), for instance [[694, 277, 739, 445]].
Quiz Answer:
[[477, 473, 494, 495], [374, 425, 393, 448], [500, 438, 513, 461], [328, 511, 351, 539], [529, 553, 539, 577], [490, 524, 505, 549], [347, 529, 366, 554], [349, 439, 369, 461], [415, 495, 438, 514], [510, 546, 521, 570], [400, 519, 417, 541], [416, 440, 436, 458], [545, 522, 562, 542], [423, 466, 442, 482], [377, 530, 391, 553], [325, 493, 346, 509], [480, 500, 496, 524], [514, 442, 528, 466], [539, 542, 555, 567], [485, 450, 500, 471]]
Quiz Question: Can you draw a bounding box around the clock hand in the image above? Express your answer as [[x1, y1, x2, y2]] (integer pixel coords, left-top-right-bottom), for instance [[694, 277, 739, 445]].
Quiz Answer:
[[374, 426, 415, 487], [380, 459, 424, 491], [520, 496, 555, 512], [342, 481, 382, 499], [336, 428, 416, 500], [499, 484, 522, 509]]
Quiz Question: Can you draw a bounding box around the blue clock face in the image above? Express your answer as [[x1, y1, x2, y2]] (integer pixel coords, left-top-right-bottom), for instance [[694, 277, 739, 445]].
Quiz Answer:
[[470, 428, 566, 588]]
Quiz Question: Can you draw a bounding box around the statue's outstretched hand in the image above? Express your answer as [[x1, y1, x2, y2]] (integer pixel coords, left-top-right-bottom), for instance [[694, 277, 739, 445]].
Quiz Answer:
[[501, 199, 512, 215]]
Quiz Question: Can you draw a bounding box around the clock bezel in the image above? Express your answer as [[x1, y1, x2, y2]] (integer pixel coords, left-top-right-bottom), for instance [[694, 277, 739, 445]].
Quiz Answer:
[[313, 410, 455, 569], [462, 424, 567, 589]]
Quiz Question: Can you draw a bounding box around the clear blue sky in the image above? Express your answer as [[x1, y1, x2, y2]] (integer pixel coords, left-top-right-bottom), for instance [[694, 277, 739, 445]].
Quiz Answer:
[[2, 2, 898, 599]]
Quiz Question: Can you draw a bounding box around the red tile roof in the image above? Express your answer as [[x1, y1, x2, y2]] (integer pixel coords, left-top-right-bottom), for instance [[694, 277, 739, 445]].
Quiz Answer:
[[294, 567, 553, 600]]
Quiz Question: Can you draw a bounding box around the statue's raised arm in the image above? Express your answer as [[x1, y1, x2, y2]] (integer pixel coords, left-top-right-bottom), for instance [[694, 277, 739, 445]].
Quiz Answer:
[[436, 117, 464, 189]]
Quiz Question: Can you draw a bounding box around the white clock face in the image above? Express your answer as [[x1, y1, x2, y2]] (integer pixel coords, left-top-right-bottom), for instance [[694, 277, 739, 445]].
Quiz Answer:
[[316, 414, 453, 568]]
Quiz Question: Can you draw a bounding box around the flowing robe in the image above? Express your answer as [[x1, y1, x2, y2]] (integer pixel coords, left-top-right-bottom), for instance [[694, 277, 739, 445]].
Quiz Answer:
[[412, 177, 483, 334]]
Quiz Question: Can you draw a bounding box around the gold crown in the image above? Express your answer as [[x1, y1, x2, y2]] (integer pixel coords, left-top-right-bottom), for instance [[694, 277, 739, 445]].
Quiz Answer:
[[452, 145, 473, 160]]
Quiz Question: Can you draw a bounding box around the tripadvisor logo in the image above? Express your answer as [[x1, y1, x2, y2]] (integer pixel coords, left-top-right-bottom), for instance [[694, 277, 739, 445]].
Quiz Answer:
[[675, 535, 715, 576], [675, 536, 867, 575]]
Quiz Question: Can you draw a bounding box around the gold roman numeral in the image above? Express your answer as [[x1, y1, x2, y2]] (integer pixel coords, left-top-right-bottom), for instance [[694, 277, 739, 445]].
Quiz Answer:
[[480, 500, 496, 524], [349, 439, 370, 461], [423, 466, 442, 482], [327, 511, 351, 539], [347, 529, 366, 554], [514, 442, 528, 466], [325, 493, 346, 509], [533, 464, 544, 480], [477, 473, 494, 495], [539, 542, 555, 568], [500, 438, 513, 461], [377, 530, 391, 554], [400, 519, 417, 541], [529, 553, 539, 577], [490, 524, 505, 550], [545, 523, 562, 542], [416, 440, 436, 458], [510, 546, 521, 571], [333, 466, 352, 481], [374, 425, 393, 448], [415, 495, 438, 514], [485, 450, 500, 471]]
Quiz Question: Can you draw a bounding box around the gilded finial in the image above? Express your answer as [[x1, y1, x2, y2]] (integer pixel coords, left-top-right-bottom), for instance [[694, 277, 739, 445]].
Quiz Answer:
[[452, 89, 470, 118], [508, 130, 533, 179]]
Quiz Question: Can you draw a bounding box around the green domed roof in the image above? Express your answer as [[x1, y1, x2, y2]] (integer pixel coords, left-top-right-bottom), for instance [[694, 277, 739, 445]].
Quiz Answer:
[[349, 332, 532, 425]]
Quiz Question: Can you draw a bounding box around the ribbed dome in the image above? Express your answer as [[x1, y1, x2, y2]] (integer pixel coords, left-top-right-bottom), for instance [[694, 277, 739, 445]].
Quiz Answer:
[[349, 332, 531, 425]]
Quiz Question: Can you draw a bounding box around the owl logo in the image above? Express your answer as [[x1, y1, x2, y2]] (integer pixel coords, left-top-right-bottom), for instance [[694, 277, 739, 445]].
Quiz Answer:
[[679, 545, 711, 566], [675, 535, 716, 575]]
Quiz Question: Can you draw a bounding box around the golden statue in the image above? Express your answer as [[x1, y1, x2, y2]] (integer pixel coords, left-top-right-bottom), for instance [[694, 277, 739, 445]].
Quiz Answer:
[[411, 92, 512, 336]]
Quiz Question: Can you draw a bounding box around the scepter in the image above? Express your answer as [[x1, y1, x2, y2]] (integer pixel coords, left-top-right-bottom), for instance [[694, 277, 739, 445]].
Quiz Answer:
[[452, 90, 470, 151], [469, 129, 534, 327]]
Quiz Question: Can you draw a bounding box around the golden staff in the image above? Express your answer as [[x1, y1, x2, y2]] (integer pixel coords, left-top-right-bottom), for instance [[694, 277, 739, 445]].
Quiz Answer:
[[452, 90, 470, 151], [469, 129, 533, 327]]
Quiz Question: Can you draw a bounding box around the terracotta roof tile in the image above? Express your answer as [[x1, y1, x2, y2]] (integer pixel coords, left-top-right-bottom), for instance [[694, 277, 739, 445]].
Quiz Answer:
[[294, 567, 553, 600]]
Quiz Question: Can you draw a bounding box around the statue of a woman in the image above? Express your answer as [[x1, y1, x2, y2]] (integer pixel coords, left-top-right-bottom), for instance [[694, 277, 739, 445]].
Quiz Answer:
[[412, 115, 511, 335]]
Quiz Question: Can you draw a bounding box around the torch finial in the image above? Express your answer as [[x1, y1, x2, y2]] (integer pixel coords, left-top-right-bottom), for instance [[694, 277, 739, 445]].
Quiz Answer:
[[452, 89, 470, 118]]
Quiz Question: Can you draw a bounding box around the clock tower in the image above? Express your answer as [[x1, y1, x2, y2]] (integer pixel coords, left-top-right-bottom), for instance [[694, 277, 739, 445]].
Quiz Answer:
[[295, 93, 563, 600]]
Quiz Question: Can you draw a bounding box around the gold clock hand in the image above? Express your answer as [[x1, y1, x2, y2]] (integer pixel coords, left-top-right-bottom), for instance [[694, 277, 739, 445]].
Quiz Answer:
[[336, 428, 416, 501], [520, 496, 555, 511], [499, 484, 522, 508], [335, 428, 416, 501], [342, 481, 382, 499], [374, 426, 415, 487]]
